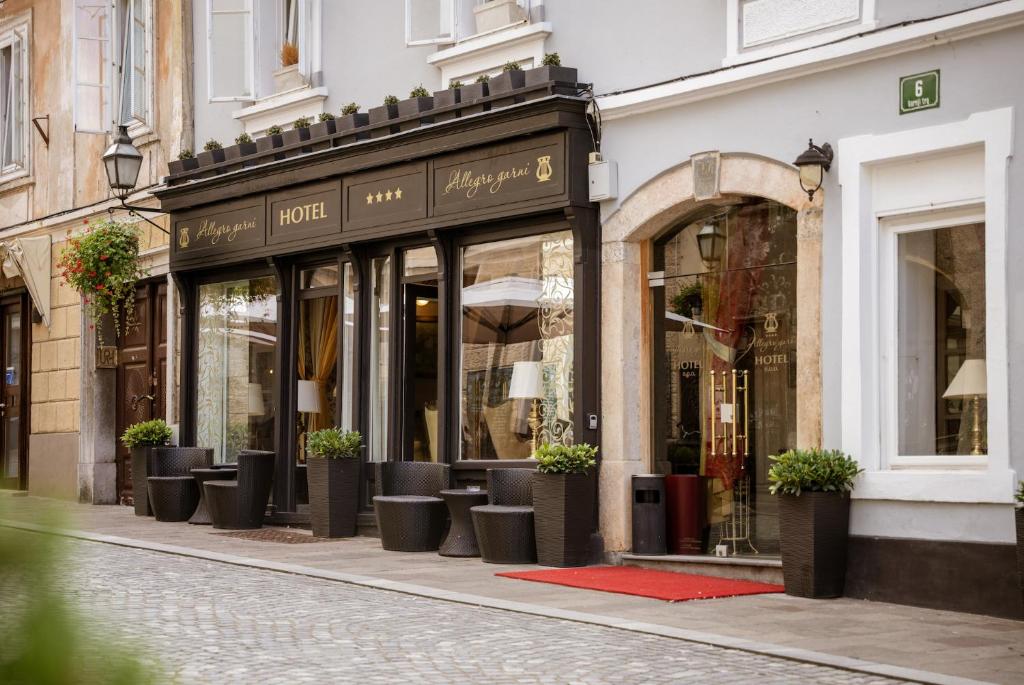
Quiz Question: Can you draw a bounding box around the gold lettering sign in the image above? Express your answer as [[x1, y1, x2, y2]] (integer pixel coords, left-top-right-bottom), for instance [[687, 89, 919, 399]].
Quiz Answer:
[[278, 201, 327, 226], [172, 201, 267, 262], [193, 216, 258, 244], [442, 161, 535, 200]]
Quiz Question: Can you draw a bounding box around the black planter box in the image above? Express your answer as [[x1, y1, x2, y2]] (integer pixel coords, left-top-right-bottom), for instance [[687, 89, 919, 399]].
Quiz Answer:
[[335, 112, 369, 146], [459, 82, 489, 116], [255, 132, 285, 161], [167, 156, 199, 176], [309, 119, 336, 152], [397, 95, 434, 131], [524, 65, 579, 101], [282, 127, 313, 156], [368, 104, 399, 139], [488, 70, 526, 108], [307, 457, 360, 538], [778, 491, 851, 598], [196, 147, 226, 177], [432, 88, 461, 123], [130, 446, 156, 516], [224, 141, 258, 170], [532, 471, 595, 567]]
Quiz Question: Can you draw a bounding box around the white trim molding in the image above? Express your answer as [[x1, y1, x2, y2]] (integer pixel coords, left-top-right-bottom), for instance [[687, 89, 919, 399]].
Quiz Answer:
[[232, 86, 328, 136], [0, 7, 31, 186], [599, 0, 1024, 121], [838, 108, 1015, 504], [427, 21, 551, 86]]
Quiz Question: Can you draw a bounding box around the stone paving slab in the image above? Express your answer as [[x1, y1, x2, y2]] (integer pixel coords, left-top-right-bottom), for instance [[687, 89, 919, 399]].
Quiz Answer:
[[2, 495, 1022, 684]]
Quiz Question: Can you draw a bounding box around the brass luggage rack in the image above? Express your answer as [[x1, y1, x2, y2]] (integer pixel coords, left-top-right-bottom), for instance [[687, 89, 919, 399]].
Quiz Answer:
[[709, 369, 758, 555]]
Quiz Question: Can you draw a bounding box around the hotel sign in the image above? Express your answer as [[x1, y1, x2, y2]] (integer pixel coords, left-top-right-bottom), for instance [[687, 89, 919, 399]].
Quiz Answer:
[[172, 198, 266, 261], [269, 180, 341, 245]]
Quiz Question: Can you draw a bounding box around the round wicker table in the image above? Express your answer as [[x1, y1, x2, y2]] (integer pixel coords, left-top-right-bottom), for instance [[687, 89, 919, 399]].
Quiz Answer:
[[439, 489, 489, 557], [189, 468, 237, 525]]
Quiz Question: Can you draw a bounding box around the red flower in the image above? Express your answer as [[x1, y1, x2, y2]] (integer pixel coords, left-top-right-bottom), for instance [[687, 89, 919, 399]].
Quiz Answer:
[[99, 255, 109, 261], [83, 298, 90, 304]]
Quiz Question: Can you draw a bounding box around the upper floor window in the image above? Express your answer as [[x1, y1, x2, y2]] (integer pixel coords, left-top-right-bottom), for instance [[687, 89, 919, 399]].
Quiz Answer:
[[118, 0, 150, 127], [75, 1, 113, 132], [726, 0, 876, 65], [405, 0, 456, 46], [0, 12, 29, 179], [207, 0, 254, 101]]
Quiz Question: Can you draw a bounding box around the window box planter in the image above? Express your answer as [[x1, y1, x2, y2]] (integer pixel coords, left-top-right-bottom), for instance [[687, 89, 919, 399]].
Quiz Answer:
[[777, 492, 851, 598], [473, 0, 527, 34], [532, 471, 595, 567], [488, 70, 526, 108], [130, 446, 157, 516], [167, 157, 199, 176], [459, 82, 489, 116], [307, 456, 360, 538], [281, 126, 313, 157], [255, 131, 286, 162], [432, 87, 461, 123], [224, 141, 258, 170], [334, 112, 369, 146], [397, 95, 434, 131], [368, 103, 400, 139], [309, 119, 336, 152], [196, 147, 226, 177], [524, 65, 579, 101]]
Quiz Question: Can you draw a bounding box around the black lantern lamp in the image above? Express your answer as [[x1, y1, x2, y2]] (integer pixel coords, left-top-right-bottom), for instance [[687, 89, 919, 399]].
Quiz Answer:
[[696, 221, 726, 267], [101, 124, 168, 232], [793, 139, 833, 200]]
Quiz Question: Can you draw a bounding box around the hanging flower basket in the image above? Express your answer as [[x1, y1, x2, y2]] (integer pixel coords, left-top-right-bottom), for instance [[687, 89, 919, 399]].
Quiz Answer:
[[57, 219, 146, 340]]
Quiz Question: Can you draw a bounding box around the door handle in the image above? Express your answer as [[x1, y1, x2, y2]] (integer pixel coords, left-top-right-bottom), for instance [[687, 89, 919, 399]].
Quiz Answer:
[[130, 394, 155, 412]]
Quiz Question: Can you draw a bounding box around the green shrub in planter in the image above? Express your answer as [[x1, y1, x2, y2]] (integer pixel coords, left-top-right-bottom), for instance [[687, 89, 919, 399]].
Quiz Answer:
[[120, 419, 172, 448], [531, 443, 597, 567], [306, 428, 362, 538], [769, 448, 861, 598], [120, 419, 172, 517], [532, 442, 597, 474]]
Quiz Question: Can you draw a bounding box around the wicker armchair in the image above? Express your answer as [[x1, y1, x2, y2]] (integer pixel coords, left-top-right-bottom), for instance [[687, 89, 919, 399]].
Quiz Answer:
[[471, 468, 537, 564], [373, 462, 450, 552], [144, 448, 213, 522], [205, 450, 276, 530]]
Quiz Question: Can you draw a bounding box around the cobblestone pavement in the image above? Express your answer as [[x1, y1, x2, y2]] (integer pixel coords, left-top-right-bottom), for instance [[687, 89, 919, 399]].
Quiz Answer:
[[45, 536, 907, 684]]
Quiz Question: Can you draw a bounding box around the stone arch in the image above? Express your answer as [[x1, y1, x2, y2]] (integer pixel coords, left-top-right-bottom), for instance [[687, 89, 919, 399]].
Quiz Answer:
[[598, 154, 823, 552]]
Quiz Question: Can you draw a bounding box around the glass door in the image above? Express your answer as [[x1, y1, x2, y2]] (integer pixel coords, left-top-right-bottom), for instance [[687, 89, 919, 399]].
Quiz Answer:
[[653, 200, 798, 556], [0, 299, 25, 490], [401, 247, 440, 462]]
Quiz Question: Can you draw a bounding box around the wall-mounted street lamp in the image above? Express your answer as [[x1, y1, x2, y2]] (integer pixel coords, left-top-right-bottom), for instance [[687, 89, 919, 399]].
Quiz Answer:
[[792, 139, 834, 201], [101, 124, 168, 233], [696, 221, 726, 267]]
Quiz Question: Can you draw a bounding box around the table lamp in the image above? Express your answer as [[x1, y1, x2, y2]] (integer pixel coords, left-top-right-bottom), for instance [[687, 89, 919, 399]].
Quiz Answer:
[[247, 382, 265, 416], [508, 361, 543, 454], [297, 380, 322, 414], [942, 358, 987, 455]]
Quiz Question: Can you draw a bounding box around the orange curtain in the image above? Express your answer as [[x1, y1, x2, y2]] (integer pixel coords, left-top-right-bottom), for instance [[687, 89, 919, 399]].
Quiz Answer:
[[299, 296, 338, 432]]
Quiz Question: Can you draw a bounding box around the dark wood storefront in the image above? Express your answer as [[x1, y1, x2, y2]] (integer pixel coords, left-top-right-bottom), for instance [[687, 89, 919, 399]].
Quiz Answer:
[[155, 96, 600, 529]]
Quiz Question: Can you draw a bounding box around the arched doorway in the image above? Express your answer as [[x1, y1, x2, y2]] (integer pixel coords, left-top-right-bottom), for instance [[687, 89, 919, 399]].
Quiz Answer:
[[652, 198, 798, 556]]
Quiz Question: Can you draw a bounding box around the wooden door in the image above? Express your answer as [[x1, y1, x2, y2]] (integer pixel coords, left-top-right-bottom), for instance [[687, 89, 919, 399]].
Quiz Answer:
[[115, 281, 167, 504], [0, 296, 28, 490]]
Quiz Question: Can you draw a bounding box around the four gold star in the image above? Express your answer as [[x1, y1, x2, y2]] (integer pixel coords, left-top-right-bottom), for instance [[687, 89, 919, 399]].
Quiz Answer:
[[365, 187, 405, 205]]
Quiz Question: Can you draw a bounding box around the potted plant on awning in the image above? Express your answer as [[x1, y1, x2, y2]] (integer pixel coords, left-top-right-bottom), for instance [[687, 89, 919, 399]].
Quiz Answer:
[[306, 426, 362, 538], [531, 443, 597, 567], [121, 419, 173, 517], [769, 448, 862, 598]]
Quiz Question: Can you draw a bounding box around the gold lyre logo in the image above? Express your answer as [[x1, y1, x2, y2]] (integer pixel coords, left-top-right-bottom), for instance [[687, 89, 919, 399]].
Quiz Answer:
[[764, 311, 779, 334], [536, 155, 553, 183], [178, 226, 190, 249]]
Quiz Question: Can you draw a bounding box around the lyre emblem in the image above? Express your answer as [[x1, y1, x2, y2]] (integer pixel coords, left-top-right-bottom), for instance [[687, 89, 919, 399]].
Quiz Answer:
[[681, 320, 696, 337], [178, 226, 190, 249], [764, 311, 779, 334], [536, 155, 553, 183]]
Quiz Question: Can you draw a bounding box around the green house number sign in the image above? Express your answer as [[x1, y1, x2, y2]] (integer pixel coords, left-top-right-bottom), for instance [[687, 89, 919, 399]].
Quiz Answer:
[[900, 70, 940, 114]]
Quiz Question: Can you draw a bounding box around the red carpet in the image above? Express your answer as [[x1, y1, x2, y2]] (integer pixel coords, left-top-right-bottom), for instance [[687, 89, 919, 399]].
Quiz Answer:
[[496, 566, 784, 602]]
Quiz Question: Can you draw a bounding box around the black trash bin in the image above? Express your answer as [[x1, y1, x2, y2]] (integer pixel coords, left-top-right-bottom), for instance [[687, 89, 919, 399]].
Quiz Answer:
[[631, 474, 667, 555]]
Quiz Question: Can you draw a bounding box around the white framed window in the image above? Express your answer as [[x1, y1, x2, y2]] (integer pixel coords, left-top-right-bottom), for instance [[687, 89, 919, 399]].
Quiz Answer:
[[838, 109, 1014, 504], [0, 13, 29, 180], [725, 0, 877, 66], [405, 0, 457, 45], [117, 0, 152, 129], [74, 0, 114, 132], [208, 0, 255, 101]]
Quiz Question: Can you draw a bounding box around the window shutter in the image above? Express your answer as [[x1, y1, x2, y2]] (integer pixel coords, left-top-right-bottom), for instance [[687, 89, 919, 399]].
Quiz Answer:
[[208, 0, 254, 101], [74, 0, 113, 132], [1, 38, 25, 168], [405, 0, 456, 46], [130, 0, 148, 121]]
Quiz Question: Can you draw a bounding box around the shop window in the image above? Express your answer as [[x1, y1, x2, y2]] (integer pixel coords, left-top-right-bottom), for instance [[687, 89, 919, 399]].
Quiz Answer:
[[368, 257, 391, 462], [896, 223, 987, 457], [208, 0, 255, 101], [74, 0, 113, 132], [296, 265, 339, 467], [460, 231, 574, 460], [196, 276, 278, 464], [0, 15, 27, 178]]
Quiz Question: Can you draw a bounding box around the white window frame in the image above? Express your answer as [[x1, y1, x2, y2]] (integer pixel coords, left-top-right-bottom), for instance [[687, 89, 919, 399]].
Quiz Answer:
[[117, 0, 154, 134], [404, 0, 458, 46], [838, 108, 1014, 504], [0, 10, 30, 184], [207, 0, 257, 103], [725, 0, 877, 66], [73, 0, 115, 134]]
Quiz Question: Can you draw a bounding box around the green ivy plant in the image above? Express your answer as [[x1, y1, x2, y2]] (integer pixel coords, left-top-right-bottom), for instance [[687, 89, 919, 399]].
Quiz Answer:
[[502, 60, 522, 72], [341, 102, 360, 115], [202, 139, 222, 151], [382, 94, 399, 106], [532, 443, 597, 474], [318, 111, 335, 122], [120, 419, 172, 448], [409, 85, 430, 98], [267, 124, 283, 135], [767, 448, 863, 496], [541, 52, 561, 67], [306, 428, 362, 459], [58, 219, 146, 341], [293, 116, 312, 129], [234, 132, 253, 145]]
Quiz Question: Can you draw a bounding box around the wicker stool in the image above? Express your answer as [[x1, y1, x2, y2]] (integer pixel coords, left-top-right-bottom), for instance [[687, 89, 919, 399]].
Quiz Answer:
[[472, 505, 537, 563], [204, 450, 275, 530], [189, 468, 237, 525], [147, 476, 200, 522], [374, 495, 448, 552]]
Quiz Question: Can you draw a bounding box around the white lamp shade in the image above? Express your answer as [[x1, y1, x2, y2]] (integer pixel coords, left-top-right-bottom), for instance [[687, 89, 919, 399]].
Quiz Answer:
[[297, 380, 322, 413], [247, 382, 266, 416], [943, 359, 987, 399], [508, 361, 543, 399]]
